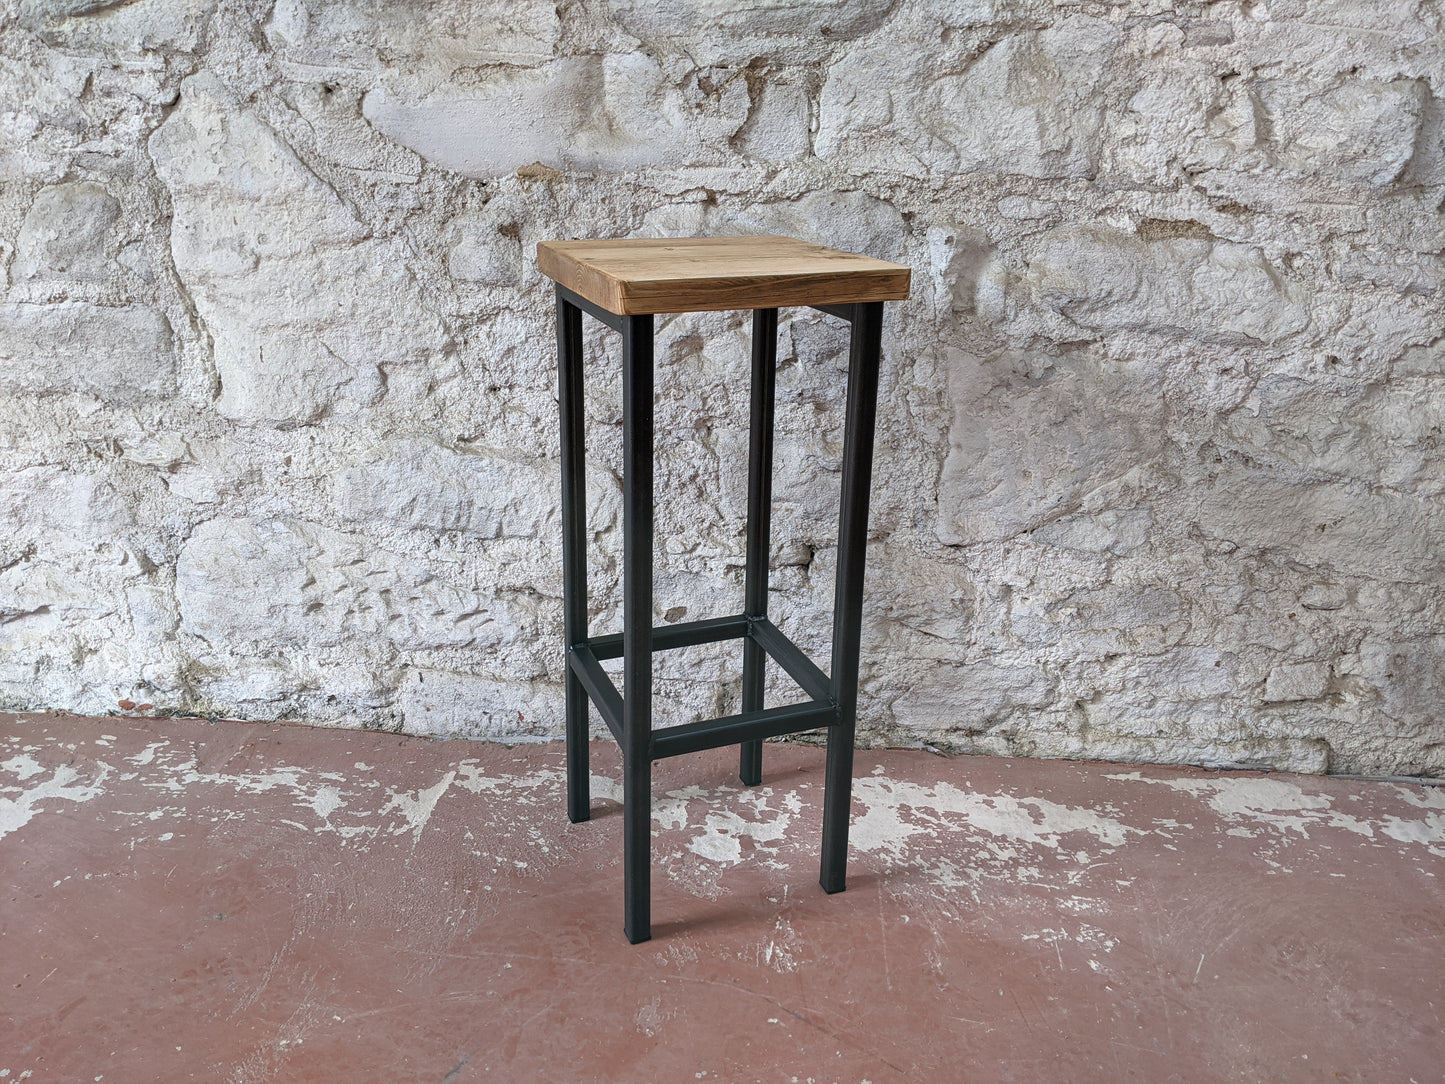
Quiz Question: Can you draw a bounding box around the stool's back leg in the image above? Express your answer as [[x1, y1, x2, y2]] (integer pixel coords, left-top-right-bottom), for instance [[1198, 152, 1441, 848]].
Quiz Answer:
[[622, 313, 655, 944], [820, 301, 884, 895], [740, 307, 779, 786], [558, 289, 591, 825]]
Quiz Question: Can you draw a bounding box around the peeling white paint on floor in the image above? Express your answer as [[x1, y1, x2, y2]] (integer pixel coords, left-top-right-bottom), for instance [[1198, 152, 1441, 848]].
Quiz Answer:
[[454, 762, 563, 796], [1106, 771, 1445, 854], [8, 712, 1445, 1070], [1, 733, 586, 854], [589, 772, 808, 875], [130, 742, 167, 766], [383, 771, 456, 842], [0, 758, 112, 841], [304, 784, 344, 821], [9, 724, 1444, 887], [1, 754, 46, 782], [850, 776, 1135, 861], [670, 786, 801, 869]]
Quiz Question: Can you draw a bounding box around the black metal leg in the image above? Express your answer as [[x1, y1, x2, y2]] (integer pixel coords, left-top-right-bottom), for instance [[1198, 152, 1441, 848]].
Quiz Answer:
[[820, 302, 883, 895], [622, 313, 655, 944], [558, 289, 590, 824], [740, 308, 778, 786]]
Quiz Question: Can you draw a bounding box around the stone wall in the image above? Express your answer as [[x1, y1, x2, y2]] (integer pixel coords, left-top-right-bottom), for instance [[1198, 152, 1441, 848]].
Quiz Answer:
[[1, 0, 1441, 776]]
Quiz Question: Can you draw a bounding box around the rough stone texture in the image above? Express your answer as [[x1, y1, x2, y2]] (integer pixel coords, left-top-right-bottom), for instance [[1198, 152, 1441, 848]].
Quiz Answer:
[[0, 300, 175, 399], [0, 0, 1441, 777]]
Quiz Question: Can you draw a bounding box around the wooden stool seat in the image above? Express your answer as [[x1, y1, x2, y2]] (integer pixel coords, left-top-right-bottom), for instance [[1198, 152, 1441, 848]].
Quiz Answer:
[[536, 235, 910, 314]]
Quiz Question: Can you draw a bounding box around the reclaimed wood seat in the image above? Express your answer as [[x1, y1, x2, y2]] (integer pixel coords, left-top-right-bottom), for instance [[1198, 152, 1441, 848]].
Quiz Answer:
[[536, 234, 910, 314]]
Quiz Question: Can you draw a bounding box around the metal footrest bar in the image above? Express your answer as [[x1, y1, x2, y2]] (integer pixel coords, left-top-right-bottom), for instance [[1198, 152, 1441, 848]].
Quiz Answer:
[[651, 700, 837, 761], [749, 618, 832, 704], [566, 644, 623, 744], [569, 617, 836, 756], [587, 613, 749, 662]]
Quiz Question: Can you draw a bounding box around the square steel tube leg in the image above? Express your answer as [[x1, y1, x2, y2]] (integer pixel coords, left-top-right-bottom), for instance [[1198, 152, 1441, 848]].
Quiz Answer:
[[622, 313, 655, 945], [557, 289, 590, 825], [739, 307, 779, 787], [820, 301, 884, 895]]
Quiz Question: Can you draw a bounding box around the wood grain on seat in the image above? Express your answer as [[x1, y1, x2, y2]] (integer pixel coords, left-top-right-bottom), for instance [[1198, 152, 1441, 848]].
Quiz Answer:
[[536, 234, 911, 315]]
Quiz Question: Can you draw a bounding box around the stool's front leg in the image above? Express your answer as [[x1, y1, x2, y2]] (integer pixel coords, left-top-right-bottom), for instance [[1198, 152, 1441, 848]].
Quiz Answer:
[[740, 307, 779, 786], [821, 301, 884, 895], [622, 313, 655, 944], [557, 289, 590, 824]]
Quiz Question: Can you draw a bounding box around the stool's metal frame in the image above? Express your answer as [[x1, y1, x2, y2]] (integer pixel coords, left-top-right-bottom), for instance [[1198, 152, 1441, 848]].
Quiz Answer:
[[556, 284, 884, 944]]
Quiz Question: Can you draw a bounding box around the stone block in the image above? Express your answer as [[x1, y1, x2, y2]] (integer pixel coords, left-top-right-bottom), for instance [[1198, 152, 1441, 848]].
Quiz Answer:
[[176, 518, 515, 654], [1355, 636, 1445, 725], [1017, 225, 1311, 346], [640, 190, 906, 262], [818, 16, 1121, 178], [1102, 61, 1217, 185], [0, 467, 136, 538], [332, 438, 557, 538], [361, 59, 598, 178], [1010, 581, 1188, 659], [892, 662, 1054, 730], [14, 181, 118, 285], [266, 0, 558, 74], [362, 54, 749, 176], [150, 73, 449, 427], [1263, 662, 1330, 703], [1190, 468, 1443, 583], [15, 1, 119, 13], [733, 77, 811, 161], [1260, 77, 1428, 189], [16, 0, 215, 54], [278, 82, 423, 181], [1031, 510, 1153, 556], [937, 349, 1163, 544], [175, 518, 313, 649], [1300, 583, 1350, 612], [0, 559, 107, 635], [606, 0, 893, 64], [1218, 375, 1445, 496], [447, 215, 523, 286], [0, 302, 176, 401], [399, 669, 558, 740]]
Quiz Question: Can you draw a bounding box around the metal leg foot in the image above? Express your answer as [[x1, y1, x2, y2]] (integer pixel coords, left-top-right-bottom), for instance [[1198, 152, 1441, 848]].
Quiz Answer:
[[739, 738, 763, 787]]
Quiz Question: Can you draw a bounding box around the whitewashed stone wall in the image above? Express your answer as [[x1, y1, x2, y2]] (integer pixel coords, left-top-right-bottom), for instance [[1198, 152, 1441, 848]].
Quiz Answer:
[[1, 0, 1441, 776]]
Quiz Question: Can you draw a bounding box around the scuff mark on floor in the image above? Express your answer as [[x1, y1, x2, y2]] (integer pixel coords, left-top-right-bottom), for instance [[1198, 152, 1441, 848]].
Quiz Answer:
[[758, 914, 800, 973]]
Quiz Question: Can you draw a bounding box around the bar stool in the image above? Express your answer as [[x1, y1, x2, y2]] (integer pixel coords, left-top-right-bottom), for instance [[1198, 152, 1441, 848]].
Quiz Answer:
[[536, 235, 911, 943]]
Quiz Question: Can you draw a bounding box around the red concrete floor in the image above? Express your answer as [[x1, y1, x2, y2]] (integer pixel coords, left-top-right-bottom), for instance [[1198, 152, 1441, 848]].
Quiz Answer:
[[1, 713, 1442, 1082]]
